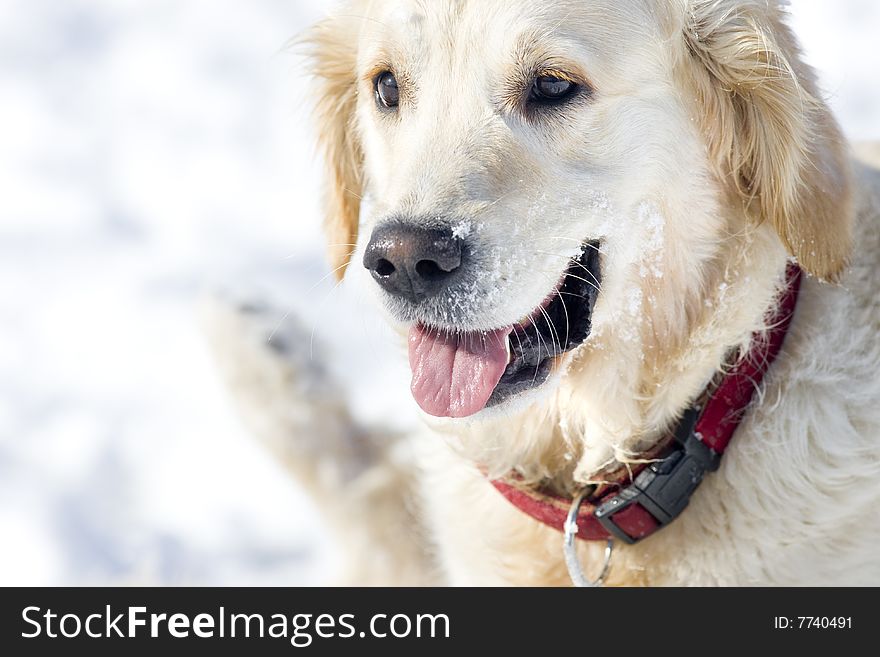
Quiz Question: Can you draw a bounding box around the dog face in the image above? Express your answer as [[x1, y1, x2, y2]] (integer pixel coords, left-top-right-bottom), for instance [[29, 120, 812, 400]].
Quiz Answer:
[[308, 0, 851, 430], [356, 0, 662, 419]]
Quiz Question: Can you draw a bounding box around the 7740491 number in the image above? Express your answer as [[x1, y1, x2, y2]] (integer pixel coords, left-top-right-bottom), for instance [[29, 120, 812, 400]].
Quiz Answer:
[[774, 617, 852, 630]]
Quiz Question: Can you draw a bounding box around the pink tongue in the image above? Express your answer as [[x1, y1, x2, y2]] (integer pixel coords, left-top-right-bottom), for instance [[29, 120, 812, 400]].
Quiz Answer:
[[408, 325, 512, 418]]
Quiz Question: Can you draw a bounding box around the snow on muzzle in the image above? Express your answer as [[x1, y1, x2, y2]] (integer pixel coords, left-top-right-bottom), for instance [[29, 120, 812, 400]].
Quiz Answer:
[[407, 242, 602, 418]]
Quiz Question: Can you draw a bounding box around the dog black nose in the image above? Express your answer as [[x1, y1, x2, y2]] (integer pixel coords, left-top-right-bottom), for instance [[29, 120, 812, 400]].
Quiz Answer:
[[363, 223, 463, 303]]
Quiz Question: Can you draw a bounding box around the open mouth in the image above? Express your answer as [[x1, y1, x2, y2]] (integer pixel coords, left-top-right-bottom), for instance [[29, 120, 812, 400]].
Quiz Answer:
[[408, 242, 601, 418]]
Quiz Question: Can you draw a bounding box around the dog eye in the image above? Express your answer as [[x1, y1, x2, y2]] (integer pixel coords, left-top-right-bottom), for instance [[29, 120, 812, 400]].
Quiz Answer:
[[529, 75, 578, 105], [375, 71, 400, 109]]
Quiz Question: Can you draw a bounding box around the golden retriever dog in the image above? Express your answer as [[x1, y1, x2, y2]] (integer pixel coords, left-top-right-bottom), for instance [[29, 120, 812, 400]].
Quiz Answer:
[[210, 0, 880, 585]]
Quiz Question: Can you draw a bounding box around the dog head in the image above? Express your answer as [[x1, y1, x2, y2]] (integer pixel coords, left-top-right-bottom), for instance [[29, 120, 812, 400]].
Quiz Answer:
[[305, 0, 852, 467]]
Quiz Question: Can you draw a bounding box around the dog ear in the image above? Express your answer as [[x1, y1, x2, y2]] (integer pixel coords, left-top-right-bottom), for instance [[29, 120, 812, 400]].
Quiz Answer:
[[304, 12, 364, 280], [682, 0, 853, 279]]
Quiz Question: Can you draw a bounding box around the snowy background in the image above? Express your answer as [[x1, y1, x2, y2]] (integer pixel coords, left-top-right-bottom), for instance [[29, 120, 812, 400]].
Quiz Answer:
[[0, 1, 877, 586]]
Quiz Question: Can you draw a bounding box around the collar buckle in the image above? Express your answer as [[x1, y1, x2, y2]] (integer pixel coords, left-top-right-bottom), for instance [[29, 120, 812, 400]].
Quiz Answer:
[[594, 407, 721, 544]]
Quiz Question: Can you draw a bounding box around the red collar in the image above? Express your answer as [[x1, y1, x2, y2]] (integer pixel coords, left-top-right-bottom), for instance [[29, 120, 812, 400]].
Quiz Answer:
[[491, 263, 803, 544]]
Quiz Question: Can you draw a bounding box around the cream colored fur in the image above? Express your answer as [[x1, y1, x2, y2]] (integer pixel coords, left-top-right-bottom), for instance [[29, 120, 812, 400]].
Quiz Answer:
[[212, 0, 880, 585]]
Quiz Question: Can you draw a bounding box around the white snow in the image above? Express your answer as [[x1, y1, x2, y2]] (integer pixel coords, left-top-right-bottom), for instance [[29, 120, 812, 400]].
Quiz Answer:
[[0, 1, 877, 585], [637, 202, 666, 280], [451, 220, 473, 240]]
